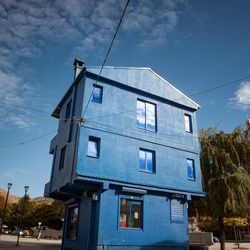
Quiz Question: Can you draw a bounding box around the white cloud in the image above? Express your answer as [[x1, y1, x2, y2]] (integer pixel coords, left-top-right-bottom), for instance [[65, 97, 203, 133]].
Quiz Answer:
[[2, 167, 33, 179], [0, 69, 42, 129], [0, 0, 187, 129], [229, 81, 250, 110], [123, 0, 187, 48]]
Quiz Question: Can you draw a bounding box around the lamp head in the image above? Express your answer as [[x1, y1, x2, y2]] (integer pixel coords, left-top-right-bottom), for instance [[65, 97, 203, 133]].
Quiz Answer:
[[7, 183, 12, 190], [24, 185, 29, 193]]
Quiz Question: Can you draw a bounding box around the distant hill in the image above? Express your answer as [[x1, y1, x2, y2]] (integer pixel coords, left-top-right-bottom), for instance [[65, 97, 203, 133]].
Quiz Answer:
[[0, 189, 54, 205], [0, 188, 19, 204], [32, 196, 54, 205]]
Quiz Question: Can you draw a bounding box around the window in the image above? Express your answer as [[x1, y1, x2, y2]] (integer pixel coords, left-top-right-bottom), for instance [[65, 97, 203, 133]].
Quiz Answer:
[[119, 197, 143, 229], [170, 199, 184, 223], [184, 114, 192, 133], [137, 99, 156, 132], [51, 146, 57, 180], [66, 205, 79, 240], [65, 99, 72, 122], [59, 145, 66, 170], [139, 149, 155, 173], [87, 136, 100, 158], [187, 159, 195, 180], [91, 85, 103, 103]]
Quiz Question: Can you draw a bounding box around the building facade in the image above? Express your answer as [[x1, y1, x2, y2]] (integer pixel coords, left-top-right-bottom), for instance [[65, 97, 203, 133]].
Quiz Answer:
[[44, 59, 204, 250]]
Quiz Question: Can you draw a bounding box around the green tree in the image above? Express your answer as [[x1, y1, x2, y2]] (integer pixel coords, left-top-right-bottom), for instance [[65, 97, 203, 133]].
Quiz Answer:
[[5, 198, 64, 232], [0, 195, 5, 218], [5, 195, 36, 230], [31, 200, 64, 229], [192, 127, 250, 250]]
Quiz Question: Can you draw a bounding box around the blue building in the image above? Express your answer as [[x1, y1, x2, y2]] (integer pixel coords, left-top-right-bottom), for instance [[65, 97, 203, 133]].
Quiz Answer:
[[44, 59, 204, 250]]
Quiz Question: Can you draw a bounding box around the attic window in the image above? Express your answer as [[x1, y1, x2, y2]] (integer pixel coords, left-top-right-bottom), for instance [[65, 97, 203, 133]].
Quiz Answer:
[[91, 85, 103, 103], [184, 114, 192, 133], [137, 99, 156, 132]]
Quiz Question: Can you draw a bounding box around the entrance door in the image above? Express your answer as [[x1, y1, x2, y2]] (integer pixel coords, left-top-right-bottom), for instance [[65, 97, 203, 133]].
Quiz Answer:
[[88, 193, 100, 250]]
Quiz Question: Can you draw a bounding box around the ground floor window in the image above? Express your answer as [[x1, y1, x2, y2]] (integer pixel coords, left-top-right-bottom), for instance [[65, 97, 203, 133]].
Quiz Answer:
[[119, 197, 143, 229], [66, 205, 79, 240]]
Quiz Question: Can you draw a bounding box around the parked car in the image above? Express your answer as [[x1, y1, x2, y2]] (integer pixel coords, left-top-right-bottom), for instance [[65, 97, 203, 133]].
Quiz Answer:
[[213, 236, 220, 243], [10, 229, 24, 236], [1, 228, 11, 234]]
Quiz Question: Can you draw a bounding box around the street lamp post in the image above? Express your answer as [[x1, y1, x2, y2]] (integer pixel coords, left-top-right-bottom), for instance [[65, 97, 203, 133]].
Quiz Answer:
[[0, 183, 12, 236], [16, 185, 29, 246]]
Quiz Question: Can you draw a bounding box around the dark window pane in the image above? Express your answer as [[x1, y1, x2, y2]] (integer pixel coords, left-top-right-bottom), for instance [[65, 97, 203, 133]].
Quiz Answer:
[[67, 206, 78, 240], [120, 198, 142, 229], [131, 202, 142, 228], [59, 146, 66, 170], [120, 198, 130, 228], [65, 99, 72, 122]]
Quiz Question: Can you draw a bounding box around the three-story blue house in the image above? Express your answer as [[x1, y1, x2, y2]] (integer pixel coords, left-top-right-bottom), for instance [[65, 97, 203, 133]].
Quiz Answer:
[[44, 59, 204, 250]]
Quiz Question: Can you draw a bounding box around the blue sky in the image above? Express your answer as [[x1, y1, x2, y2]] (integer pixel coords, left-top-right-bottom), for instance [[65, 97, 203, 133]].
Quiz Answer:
[[0, 0, 250, 198]]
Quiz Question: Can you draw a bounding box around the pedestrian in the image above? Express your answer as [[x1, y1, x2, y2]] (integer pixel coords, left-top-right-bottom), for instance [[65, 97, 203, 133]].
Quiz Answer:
[[37, 222, 42, 240]]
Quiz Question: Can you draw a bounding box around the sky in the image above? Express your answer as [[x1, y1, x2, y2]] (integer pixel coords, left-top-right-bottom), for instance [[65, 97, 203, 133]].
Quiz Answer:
[[0, 0, 250, 198]]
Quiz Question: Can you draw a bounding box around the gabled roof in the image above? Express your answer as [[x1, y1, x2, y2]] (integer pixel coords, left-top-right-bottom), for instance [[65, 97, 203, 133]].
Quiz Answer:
[[52, 65, 200, 118], [86, 66, 200, 110]]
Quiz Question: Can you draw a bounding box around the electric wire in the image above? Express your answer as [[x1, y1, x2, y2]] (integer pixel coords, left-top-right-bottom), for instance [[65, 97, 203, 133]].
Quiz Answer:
[[86, 119, 200, 140], [188, 74, 250, 97], [0, 130, 57, 150], [1, 73, 248, 150], [0, 100, 50, 115], [81, 0, 130, 117], [83, 120, 199, 149], [1, 72, 248, 150], [84, 73, 250, 122]]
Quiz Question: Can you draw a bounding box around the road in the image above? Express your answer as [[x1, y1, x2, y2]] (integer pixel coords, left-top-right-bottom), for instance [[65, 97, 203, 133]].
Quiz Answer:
[[209, 242, 250, 250], [1, 235, 250, 250], [0, 235, 61, 249]]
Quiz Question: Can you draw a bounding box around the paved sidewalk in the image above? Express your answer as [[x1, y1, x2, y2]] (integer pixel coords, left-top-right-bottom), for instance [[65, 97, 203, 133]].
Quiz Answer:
[[209, 242, 250, 250], [0, 235, 61, 249], [1, 235, 249, 250]]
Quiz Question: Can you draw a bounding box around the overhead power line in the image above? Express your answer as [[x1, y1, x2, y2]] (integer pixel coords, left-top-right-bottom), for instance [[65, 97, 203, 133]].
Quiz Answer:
[[83, 120, 199, 150], [82, 0, 130, 117], [84, 74, 250, 122], [0, 130, 56, 150], [1, 71, 248, 150], [0, 101, 50, 115], [188, 74, 250, 97]]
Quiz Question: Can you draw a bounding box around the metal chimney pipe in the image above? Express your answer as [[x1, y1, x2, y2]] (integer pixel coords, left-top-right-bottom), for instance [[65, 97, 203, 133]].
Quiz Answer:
[[73, 59, 85, 80]]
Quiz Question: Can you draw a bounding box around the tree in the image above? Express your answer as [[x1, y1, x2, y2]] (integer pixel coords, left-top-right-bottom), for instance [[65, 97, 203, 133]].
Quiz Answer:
[[5, 195, 36, 230], [192, 127, 250, 250], [31, 200, 64, 229], [5, 198, 64, 231], [0, 195, 5, 217]]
